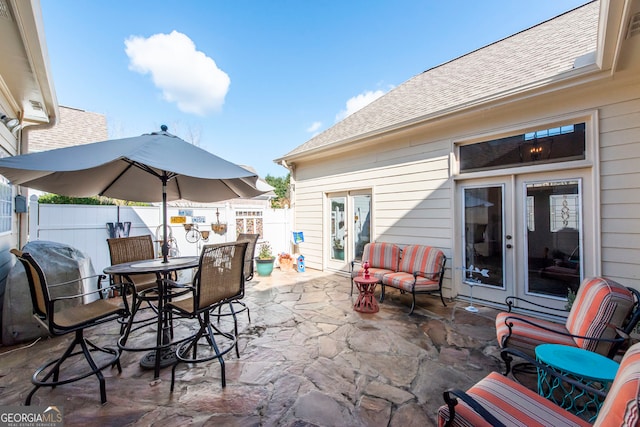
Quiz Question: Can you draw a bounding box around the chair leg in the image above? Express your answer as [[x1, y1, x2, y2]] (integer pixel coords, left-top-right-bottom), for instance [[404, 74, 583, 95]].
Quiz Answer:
[[227, 302, 240, 358], [501, 349, 513, 376], [409, 292, 416, 315], [26, 330, 120, 405], [79, 338, 107, 404], [205, 322, 226, 387], [440, 291, 447, 307], [213, 300, 250, 324], [172, 309, 237, 391]]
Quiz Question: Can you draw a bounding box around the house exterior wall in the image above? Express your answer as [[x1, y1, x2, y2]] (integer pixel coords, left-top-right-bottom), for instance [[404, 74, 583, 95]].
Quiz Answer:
[[290, 67, 640, 297], [599, 90, 640, 288], [0, 0, 58, 342]]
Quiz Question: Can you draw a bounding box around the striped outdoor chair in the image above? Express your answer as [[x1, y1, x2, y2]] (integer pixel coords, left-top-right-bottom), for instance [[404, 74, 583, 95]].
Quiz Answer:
[[438, 343, 640, 426], [350, 242, 400, 295], [496, 277, 640, 375]]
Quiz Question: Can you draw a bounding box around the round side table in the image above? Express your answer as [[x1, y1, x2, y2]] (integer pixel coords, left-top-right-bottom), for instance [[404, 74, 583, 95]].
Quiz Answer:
[[535, 343, 619, 422], [353, 275, 380, 313]]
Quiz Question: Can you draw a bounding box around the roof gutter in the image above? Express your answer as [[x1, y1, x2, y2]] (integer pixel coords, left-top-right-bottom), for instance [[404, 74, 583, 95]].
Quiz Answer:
[[596, 0, 635, 75], [10, 0, 59, 154]]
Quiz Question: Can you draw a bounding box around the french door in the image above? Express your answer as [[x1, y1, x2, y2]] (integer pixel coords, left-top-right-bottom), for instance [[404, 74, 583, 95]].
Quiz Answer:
[[327, 191, 371, 272], [460, 170, 592, 311]]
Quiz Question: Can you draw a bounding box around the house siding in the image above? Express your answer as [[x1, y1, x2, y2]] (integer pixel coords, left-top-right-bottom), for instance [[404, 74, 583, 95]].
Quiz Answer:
[[599, 96, 640, 288], [293, 132, 454, 292], [283, 1, 640, 305], [291, 69, 640, 299]]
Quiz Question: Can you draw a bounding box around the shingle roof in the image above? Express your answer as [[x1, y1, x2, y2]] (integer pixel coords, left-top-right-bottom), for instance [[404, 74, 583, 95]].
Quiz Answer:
[[283, 1, 599, 159], [28, 106, 108, 152]]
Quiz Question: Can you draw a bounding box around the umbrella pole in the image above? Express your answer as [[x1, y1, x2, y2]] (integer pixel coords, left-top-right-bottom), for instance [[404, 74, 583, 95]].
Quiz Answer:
[[162, 173, 169, 263]]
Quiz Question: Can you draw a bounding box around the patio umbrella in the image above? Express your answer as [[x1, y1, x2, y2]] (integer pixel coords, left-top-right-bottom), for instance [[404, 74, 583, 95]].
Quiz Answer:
[[0, 126, 267, 262]]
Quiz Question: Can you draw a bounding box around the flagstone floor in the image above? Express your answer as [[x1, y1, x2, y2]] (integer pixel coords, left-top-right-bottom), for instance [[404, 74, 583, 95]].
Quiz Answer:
[[0, 268, 508, 426]]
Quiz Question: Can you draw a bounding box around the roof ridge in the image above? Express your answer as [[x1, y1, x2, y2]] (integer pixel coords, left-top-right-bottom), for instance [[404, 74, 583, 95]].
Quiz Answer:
[[419, 0, 597, 76]]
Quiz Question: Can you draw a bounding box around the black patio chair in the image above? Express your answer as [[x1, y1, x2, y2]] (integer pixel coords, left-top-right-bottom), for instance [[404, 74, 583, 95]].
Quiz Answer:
[[165, 241, 248, 390], [11, 249, 131, 405]]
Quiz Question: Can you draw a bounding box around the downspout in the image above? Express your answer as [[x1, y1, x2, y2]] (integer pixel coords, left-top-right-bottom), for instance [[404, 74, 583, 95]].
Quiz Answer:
[[17, 116, 58, 248]]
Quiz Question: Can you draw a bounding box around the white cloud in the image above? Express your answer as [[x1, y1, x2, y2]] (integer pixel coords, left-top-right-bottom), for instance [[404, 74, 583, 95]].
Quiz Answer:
[[306, 121, 322, 133], [125, 31, 230, 115], [335, 89, 386, 122]]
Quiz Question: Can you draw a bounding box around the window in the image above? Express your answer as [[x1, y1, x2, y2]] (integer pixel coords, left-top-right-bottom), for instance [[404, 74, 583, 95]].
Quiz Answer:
[[0, 177, 12, 233], [460, 123, 585, 172], [235, 210, 263, 237], [526, 196, 535, 231], [550, 194, 579, 232]]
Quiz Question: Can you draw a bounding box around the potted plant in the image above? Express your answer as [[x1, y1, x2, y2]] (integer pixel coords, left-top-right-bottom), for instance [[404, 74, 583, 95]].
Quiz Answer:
[[278, 252, 294, 271], [255, 242, 275, 276], [332, 238, 344, 260]]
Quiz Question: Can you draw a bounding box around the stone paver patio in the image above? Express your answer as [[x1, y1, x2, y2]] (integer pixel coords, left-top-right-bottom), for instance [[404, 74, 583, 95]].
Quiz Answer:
[[0, 268, 506, 426]]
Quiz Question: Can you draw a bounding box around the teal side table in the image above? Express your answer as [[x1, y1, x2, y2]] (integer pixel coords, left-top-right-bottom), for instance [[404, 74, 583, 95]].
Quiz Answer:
[[535, 343, 619, 422]]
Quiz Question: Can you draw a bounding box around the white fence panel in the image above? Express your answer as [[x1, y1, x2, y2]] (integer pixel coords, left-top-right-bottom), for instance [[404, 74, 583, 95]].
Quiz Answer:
[[28, 198, 293, 276]]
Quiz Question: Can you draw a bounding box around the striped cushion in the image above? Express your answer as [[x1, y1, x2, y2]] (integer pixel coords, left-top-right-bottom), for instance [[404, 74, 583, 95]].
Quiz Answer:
[[437, 372, 589, 427], [361, 242, 400, 272], [565, 277, 634, 353], [382, 272, 439, 292], [496, 312, 577, 356], [398, 245, 444, 280], [351, 267, 392, 282], [594, 342, 640, 426]]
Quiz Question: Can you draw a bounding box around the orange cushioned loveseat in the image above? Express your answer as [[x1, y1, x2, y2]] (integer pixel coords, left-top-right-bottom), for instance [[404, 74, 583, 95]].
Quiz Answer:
[[351, 242, 446, 314]]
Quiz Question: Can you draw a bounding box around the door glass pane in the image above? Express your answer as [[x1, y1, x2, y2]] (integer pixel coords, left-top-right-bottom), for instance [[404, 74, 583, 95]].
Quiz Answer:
[[527, 180, 581, 298], [463, 187, 504, 287], [353, 195, 371, 262], [330, 197, 346, 261]]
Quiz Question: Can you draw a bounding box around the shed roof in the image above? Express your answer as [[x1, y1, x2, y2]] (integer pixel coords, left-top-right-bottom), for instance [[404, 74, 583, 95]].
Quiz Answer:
[[280, 1, 599, 160]]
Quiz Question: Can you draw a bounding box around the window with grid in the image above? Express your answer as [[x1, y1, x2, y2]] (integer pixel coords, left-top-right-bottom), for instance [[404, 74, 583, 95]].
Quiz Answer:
[[235, 210, 263, 237]]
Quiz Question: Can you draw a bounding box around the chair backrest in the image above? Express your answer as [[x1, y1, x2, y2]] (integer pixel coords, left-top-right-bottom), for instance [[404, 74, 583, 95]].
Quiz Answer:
[[565, 277, 636, 353], [594, 341, 640, 426], [196, 241, 248, 311], [236, 233, 260, 280], [11, 249, 50, 321], [362, 242, 401, 271], [399, 245, 446, 280], [107, 235, 157, 286], [107, 235, 155, 264]]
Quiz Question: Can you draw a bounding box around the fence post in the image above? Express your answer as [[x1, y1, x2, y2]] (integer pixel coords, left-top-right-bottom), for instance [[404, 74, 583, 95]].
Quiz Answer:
[[28, 194, 39, 242]]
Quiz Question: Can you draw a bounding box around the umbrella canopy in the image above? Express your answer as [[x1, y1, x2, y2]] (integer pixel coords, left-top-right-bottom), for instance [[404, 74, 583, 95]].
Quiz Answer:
[[0, 127, 263, 202], [0, 126, 267, 261]]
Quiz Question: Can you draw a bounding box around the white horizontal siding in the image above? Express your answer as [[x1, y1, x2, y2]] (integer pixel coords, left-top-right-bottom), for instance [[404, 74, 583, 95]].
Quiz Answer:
[[294, 136, 453, 273], [599, 96, 640, 287]]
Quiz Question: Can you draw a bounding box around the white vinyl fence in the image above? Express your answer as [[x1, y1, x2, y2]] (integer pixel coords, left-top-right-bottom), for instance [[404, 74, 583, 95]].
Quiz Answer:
[[27, 195, 294, 277]]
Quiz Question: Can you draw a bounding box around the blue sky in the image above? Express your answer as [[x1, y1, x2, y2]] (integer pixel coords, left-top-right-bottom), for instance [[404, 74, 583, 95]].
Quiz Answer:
[[40, 0, 589, 179]]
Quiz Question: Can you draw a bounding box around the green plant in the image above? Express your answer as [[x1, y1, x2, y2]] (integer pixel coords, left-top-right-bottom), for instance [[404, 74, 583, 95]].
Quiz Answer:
[[258, 242, 274, 260], [565, 288, 577, 311], [265, 173, 290, 208], [37, 193, 150, 206], [332, 238, 344, 250]]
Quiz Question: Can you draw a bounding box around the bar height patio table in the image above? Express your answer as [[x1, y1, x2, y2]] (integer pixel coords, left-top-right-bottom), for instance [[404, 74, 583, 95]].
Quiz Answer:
[[104, 256, 199, 379]]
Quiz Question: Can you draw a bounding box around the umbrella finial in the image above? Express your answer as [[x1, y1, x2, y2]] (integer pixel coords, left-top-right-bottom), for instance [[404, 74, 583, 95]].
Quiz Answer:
[[160, 124, 168, 132]]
